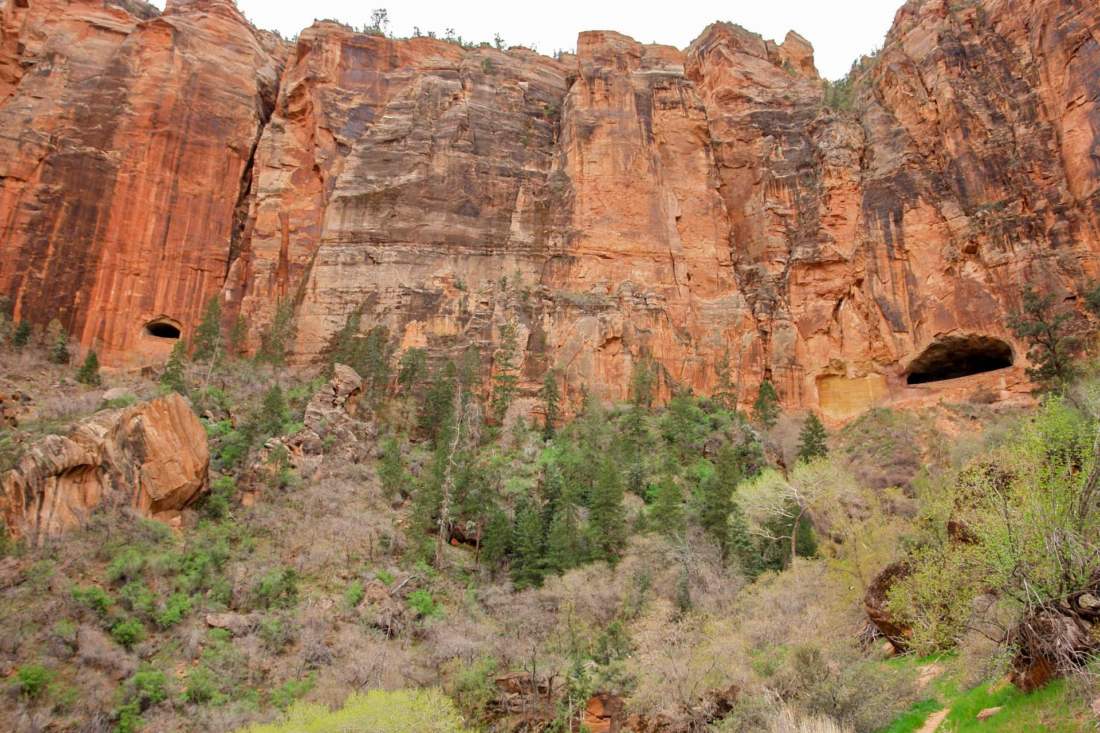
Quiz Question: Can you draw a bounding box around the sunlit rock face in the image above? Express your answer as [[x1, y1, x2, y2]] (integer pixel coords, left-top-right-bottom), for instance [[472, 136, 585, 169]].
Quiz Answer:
[[2, 0, 1098, 415]]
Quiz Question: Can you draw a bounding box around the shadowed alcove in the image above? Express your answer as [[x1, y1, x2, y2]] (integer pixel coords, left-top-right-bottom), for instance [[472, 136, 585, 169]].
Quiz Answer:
[[144, 318, 182, 340], [905, 334, 1014, 385]]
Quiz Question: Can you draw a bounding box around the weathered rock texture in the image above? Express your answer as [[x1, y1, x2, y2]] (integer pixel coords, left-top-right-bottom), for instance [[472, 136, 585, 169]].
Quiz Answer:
[[0, 393, 210, 543], [2, 0, 1099, 416], [0, 0, 283, 367]]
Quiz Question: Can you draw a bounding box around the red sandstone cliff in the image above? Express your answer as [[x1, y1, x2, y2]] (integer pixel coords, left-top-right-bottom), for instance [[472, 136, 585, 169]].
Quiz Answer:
[[1, 0, 1097, 418]]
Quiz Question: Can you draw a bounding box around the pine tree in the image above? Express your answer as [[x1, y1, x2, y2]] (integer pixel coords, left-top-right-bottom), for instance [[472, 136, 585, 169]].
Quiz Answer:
[[398, 348, 428, 390], [253, 384, 291, 441], [511, 499, 546, 589], [629, 356, 657, 407], [541, 369, 560, 440], [587, 459, 626, 563], [545, 503, 582, 575], [700, 446, 742, 557], [12, 321, 31, 348], [47, 319, 69, 365], [752, 380, 781, 429], [420, 362, 457, 447], [797, 412, 828, 463], [1008, 287, 1082, 391], [160, 341, 187, 395], [378, 436, 406, 498], [491, 320, 520, 423], [228, 314, 248, 357], [257, 300, 297, 366], [191, 296, 223, 363], [650, 477, 684, 537], [481, 508, 512, 573], [714, 347, 738, 410], [76, 350, 101, 387], [727, 498, 760, 578]]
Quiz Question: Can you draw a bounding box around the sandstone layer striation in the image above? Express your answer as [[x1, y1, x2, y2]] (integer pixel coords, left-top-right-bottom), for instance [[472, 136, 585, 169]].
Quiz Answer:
[[1, 0, 1098, 417]]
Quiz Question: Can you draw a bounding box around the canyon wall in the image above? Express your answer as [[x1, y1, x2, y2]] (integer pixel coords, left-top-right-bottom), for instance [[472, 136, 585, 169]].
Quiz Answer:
[[1, 0, 1098, 417]]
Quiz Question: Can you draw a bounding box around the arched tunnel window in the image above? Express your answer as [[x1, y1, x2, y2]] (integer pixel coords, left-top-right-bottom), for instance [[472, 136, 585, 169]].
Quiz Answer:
[[144, 319, 181, 340], [906, 335, 1014, 385]]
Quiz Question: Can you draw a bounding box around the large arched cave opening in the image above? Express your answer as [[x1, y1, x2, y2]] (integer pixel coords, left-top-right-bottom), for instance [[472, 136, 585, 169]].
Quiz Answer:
[[905, 334, 1014, 385], [144, 318, 182, 340]]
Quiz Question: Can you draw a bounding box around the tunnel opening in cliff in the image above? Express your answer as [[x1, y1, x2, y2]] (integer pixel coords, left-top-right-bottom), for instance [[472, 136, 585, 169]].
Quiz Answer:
[[905, 335, 1014, 385], [144, 319, 181, 340]]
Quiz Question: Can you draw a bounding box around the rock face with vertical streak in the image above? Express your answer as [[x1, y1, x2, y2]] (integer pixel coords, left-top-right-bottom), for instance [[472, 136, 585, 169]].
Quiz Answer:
[[2, 0, 1099, 417], [0, 0, 283, 367]]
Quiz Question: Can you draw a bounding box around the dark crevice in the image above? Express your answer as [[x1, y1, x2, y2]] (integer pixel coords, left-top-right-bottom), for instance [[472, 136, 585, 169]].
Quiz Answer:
[[906, 334, 1013, 385]]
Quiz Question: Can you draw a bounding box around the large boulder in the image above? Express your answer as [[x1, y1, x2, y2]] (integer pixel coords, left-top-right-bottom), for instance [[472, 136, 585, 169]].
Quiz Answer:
[[0, 393, 209, 543]]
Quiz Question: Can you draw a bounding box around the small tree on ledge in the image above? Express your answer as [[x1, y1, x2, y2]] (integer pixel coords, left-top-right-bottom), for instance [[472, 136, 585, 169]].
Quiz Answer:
[[76, 350, 102, 387]]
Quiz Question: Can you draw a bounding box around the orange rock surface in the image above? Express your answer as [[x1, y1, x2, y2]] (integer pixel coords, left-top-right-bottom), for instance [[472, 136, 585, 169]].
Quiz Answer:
[[0, 393, 210, 544], [2, 0, 1099, 415]]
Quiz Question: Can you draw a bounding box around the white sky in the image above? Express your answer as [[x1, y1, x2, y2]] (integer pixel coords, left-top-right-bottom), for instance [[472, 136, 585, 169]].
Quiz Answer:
[[148, 1, 900, 80]]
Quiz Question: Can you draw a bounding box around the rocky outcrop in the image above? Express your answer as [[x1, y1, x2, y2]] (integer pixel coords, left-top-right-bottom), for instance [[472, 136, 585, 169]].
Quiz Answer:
[[864, 561, 913, 652], [0, 393, 210, 543], [2, 0, 1099, 417]]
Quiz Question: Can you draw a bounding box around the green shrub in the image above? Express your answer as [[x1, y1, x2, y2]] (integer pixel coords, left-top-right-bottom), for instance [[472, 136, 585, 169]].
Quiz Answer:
[[259, 614, 296, 652], [114, 700, 143, 733], [406, 589, 441, 619], [234, 688, 472, 733], [111, 618, 146, 650], [119, 581, 157, 617], [270, 674, 316, 710], [155, 593, 193, 629], [15, 663, 51, 699], [72, 585, 112, 617], [183, 665, 221, 705], [107, 547, 146, 583], [203, 476, 237, 519], [130, 665, 169, 707], [375, 569, 395, 586], [449, 656, 498, 721], [343, 580, 365, 609], [253, 567, 299, 610]]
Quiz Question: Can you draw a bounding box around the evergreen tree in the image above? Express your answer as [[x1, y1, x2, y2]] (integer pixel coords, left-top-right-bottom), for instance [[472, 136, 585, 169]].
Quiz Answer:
[[47, 320, 69, 365], [714, 347, 738, 410], [481, 508, 512, 572], [752, 380, 781, 429], [253, 384, 291, 441], [511, 499, 546, 589], [420, 362, 457, 447], [191, 296, 223, 363], [1008, 287, 1082, 391], [796, 413, 828, 463], [76, 350, 102, 387], [629, 355, 658, 407], [587, 459, 626, 563], [541, 369, 560, 440], [257, 300, 297, 367], [228, 314, 248, 357], [727, 498, 760, 578], [160, 341, 187, 395], [545, 503, 582, 575], [12, 321, 31, 348], [398, 348, 428, 390], [491, 320, 520, 423], [650, 477, 684, 537], [700, 446, 742, 557], [378, 436, 406, 499]]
